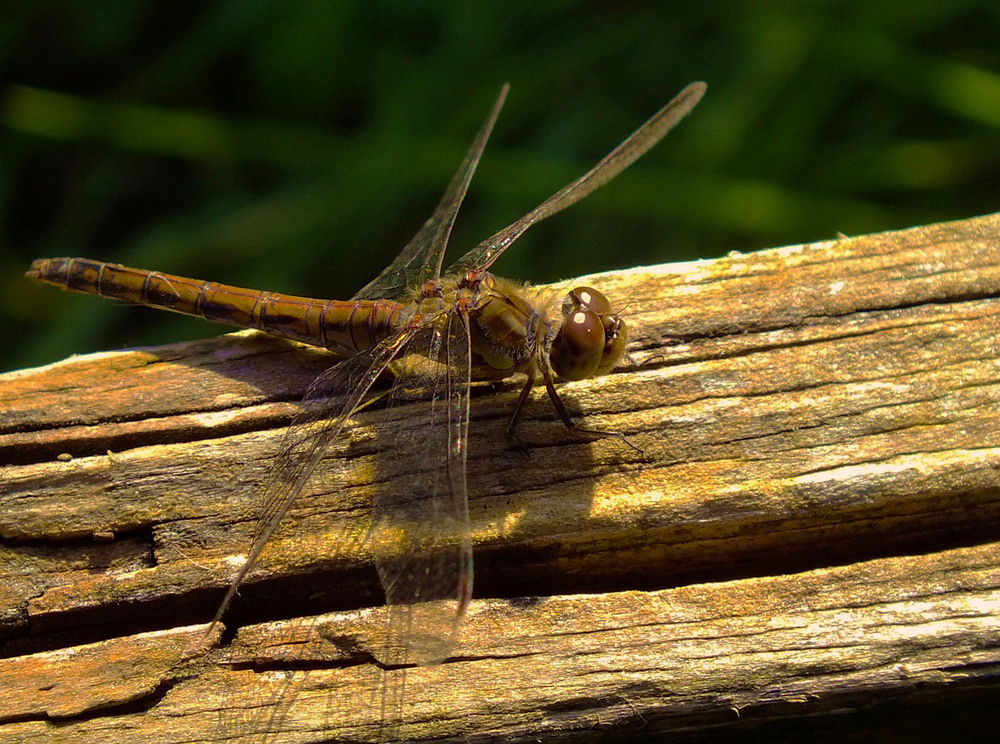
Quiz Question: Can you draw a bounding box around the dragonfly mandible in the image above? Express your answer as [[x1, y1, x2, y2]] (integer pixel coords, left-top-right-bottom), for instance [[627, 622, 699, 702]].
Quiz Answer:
[[27, 81, 706, 664]]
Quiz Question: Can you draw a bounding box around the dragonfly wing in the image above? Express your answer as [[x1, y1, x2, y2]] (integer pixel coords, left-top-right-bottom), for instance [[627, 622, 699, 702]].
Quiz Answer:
[[352, 85, 509, 301], [447, 81, 707, 275], [210, 330, 414, 630], [371, 309, 472, 665]]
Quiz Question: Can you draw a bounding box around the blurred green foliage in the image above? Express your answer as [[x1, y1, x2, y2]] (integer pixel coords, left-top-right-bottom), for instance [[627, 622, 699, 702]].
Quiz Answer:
[[2, 1, 998, 372]]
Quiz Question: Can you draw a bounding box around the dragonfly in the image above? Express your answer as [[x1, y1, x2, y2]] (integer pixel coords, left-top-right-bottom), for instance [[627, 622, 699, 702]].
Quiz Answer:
[[27, 81, 706, 666]]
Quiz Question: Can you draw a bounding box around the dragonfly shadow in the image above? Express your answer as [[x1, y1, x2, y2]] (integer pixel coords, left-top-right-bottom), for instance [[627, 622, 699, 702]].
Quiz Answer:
[[157, 330, 601, 640], [459, 380, 603, 604]]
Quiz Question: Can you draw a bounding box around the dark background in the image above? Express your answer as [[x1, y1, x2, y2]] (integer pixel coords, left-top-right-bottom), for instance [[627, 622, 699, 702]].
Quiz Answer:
[[2, 2, 998, 373]]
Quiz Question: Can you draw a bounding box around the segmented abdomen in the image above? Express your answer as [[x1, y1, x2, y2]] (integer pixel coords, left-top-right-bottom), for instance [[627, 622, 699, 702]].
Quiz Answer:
[[27, 257, 404, 353]]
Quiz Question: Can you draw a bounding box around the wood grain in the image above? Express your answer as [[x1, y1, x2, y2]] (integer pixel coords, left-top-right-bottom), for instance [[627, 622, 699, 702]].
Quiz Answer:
[[1, 212, 998, 742]]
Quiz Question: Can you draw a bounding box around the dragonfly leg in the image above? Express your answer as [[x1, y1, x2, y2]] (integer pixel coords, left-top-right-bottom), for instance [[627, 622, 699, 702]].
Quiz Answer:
[[541, 367, 603, 436], [507, 367, 640, 453], [506, 376, 536, 454], [542, 367, 643, 453]]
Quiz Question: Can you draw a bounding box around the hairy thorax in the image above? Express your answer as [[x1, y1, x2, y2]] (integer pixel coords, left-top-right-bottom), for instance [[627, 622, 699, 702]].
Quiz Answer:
[[397, 272, 561, 383]]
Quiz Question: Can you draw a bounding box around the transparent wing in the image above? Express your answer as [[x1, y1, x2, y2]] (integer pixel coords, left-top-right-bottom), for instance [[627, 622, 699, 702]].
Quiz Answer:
[[371, 308, 472, 665], [447, 80, 706, 275], [209, 328, 416, 630], [352, 85, 509, 301], [213, 313, 471, 738]]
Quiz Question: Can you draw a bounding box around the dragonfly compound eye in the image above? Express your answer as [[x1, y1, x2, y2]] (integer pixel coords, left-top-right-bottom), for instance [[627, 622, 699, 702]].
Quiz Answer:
[[551, 308, 606, 381], [552, 286, 628, 380]]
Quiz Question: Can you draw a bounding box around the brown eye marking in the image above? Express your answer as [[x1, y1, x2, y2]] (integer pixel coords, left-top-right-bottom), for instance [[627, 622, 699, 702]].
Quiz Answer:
[[563, 285, 611, 316], [551, 309, 606, 381]]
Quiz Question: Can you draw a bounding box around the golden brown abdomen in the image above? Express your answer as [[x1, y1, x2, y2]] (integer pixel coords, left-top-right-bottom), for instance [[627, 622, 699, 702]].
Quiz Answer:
[[27, 257, 404, 353]]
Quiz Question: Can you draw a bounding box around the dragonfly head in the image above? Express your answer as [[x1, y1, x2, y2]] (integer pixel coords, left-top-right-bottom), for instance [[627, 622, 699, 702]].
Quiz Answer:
[[549, 286, 627, 381]]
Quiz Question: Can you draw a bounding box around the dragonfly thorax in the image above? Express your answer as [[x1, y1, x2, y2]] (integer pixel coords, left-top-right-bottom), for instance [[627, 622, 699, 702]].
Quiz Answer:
[[461, 273, 542, 379]]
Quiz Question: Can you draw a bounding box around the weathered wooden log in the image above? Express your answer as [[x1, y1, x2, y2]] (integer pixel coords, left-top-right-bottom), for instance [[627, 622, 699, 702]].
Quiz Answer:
[[1, 212, 998, 742]]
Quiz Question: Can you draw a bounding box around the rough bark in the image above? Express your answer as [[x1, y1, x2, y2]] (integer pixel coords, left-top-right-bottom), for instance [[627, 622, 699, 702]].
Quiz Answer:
[[1, 212, 999, 742]]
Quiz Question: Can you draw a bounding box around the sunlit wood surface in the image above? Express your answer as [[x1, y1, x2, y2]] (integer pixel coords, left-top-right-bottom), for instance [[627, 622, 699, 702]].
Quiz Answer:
[[2, 213, 999, 742]]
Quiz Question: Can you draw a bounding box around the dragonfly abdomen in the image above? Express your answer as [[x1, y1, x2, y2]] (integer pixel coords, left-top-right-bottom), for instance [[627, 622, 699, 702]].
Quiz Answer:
[[27, 257, 404, 353]]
